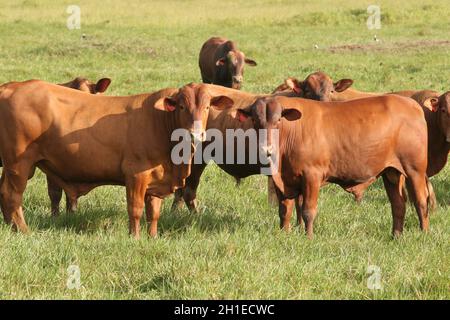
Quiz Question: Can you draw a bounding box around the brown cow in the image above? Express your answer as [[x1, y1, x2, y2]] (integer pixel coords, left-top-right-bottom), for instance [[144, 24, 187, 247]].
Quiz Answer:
[[0, 77, 111, 168], [345, 89, 447, 209], [59, 77, 111, 94], [274, 75, 447, 208], [418, 91, 450, 172], [236, 95, 430, 238], [0, 81, 233, 238], [199, 37, 257, 90], [171, 83, 328, 212], [272, 72, 354, 101], [46, 77, 112, 215], [171, 75, 358, 212]]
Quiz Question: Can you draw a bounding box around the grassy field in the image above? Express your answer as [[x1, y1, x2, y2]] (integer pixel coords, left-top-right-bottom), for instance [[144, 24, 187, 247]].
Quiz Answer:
[[0, 0, 449, 299]]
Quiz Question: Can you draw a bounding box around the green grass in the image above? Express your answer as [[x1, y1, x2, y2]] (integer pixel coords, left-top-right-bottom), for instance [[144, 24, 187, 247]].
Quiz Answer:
[[0, 0, 449, 299]]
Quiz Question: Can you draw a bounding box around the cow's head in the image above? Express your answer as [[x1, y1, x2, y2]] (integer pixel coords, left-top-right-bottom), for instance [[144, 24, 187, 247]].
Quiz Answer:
[[425, 91, 450, 143], [273, 71, 353, 101], [216, 49, 257, 90], [236, 97, 301, 158], [62, 77, 112, 94], [155, 83, 234, 145]]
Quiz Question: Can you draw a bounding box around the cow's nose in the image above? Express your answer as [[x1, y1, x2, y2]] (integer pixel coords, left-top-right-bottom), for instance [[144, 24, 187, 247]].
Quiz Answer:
[[233, 76, 243, 84]]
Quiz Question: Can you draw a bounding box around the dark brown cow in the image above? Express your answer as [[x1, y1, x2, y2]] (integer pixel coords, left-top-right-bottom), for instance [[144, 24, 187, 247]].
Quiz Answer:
[[199, 37, 257, 90], [0, 81, 233, 238], [272, 72, 354, 101], [416, 91, 450, 172], [236, 95, 430, 238]]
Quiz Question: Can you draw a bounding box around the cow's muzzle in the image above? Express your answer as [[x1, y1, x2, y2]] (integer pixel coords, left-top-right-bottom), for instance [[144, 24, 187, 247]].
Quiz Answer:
[[232, 76, 243, 84], [232, 77, 243, 89]]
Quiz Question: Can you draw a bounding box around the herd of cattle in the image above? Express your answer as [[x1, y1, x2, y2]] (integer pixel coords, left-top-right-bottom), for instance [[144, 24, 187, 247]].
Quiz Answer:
[[0, 37, 448, 239]]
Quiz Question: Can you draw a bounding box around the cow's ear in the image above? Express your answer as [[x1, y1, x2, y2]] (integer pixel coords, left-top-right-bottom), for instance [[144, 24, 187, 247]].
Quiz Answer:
[[333, 79, 353, 92], [281, 108, 302, 121], [244, 58, 257, 66], [211, 96, 234, 110], [95, 78, 111, 93], [154, 96, 177, 112], [424, 97, 439, 112], [216, 57, 227, 66], [286, 78, 302, 94], [236, 109, 252, 122]]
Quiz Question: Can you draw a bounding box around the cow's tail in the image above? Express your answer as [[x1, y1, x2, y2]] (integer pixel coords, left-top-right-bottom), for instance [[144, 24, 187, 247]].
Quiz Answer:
[[267, 176, 278, 206]]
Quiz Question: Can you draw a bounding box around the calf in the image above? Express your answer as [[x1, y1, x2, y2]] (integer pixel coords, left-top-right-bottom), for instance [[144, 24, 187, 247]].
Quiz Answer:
[[0, 81, 232, 238], [236, 96, 430, 238], [199, 37, 257, 90]]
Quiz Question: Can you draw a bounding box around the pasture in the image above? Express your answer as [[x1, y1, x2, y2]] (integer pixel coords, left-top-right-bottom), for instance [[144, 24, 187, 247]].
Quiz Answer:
[[0, 0, 449, 299]]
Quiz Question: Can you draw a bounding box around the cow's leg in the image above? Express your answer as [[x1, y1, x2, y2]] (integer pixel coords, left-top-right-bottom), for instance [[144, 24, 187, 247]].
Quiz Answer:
[[47, 176, 62, 216], [125, 173, 150, 239], [65, 193, 78, 213], [267, 177, 278, 206], [0, 162, 33, 233], [407, 172, 430, 232], [171, 188, 184, 211], [145, 194, 162, 238], [171, 162, 206, 213], [301, 177, 321, 239], [382, 170, 407, 237], [427, 178, 437, 211], [273, 183, 293, 231], [295, 194, 303, 226], [27, 165, 36, 180], [279, 198, 294, 231]]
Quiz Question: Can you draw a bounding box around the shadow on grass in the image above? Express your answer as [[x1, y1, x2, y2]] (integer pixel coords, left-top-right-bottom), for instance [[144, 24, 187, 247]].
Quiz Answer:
[[158, 205, 243, 237], [27, 201, 243, 236], [137, 273, 172, 295], [29, 206, 124, 235], [430, 177, 450, 208]]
